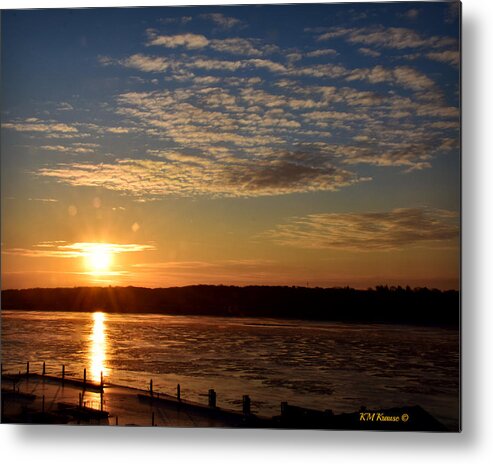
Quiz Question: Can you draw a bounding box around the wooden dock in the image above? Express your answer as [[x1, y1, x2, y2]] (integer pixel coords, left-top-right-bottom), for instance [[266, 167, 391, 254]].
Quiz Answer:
[[0, 363, 449, 430]]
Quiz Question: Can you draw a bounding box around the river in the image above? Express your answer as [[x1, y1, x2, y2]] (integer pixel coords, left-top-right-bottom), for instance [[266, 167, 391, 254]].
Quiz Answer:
[[1, 310, 459, 428]]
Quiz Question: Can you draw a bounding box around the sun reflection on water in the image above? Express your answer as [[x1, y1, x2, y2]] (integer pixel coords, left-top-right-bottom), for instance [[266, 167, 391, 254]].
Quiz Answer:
[[90, 312, 107, 382]]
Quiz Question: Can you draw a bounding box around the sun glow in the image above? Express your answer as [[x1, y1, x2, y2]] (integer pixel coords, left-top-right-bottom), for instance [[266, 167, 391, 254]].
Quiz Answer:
[[85, 244, 113, 273]]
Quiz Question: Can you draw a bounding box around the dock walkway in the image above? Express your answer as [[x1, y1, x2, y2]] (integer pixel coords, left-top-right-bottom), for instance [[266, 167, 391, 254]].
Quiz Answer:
[[1, 373, 265, 427]]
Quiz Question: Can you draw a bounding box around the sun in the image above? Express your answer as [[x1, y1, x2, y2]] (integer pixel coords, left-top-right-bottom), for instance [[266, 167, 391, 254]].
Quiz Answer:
[[85, 244, 112, 273]]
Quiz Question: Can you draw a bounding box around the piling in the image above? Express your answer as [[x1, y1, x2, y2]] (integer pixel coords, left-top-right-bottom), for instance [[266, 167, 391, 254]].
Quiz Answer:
[[177, 384, 181, 402], [281, 401, 288, 416], [26, 361, 30, 376], [150, 379, 153, 397], [243, 395, 251, 416], [100, 390, 104, 412], [208, 389, 217, 408], [62, 365, 65, 386], [78, 393, 82, 409], [42, 361, 46, 376], [100, 371, 104, 388], [83, 368, 86, 386]]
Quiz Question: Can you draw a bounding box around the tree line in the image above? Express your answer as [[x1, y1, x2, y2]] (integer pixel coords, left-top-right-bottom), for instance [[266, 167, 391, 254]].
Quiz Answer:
[[1, 285, 459, 327]]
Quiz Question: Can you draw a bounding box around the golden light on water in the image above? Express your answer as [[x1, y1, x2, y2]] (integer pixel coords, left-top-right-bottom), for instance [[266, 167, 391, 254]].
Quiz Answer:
[[90, 312, 107, 382]]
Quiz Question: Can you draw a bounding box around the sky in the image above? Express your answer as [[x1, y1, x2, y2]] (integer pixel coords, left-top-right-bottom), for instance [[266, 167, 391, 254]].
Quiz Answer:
[[1, 2, 460, 290]]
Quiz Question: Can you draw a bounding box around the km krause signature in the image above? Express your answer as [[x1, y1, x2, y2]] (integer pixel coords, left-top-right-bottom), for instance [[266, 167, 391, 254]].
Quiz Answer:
[[359, 412, 409, 422]]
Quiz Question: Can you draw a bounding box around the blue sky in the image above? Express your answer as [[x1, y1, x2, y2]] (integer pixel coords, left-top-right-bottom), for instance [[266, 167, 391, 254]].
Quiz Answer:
[[1, 2, 461, 289]]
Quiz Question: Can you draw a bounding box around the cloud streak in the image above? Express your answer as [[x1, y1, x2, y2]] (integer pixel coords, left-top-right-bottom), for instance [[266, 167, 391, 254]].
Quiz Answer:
[[36, 151, 366, 198], [4, 241, 156, 258], [317, 26, 456, 50], [262, 208, 459, 251]]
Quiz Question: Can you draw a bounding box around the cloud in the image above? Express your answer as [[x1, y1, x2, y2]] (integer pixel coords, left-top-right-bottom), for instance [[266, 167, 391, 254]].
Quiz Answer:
[[191, 58, 243, 72], [445, 2, 460, 24], [426, 50, 460, 67], [262, 208, 459, 251], [146, 32, 209, 49], [358, 47, 381, 58], [402, 9, 420, 20], [3, 120, 78, 133], [119, 54, 169, 72], [40, 144, 96, 154], [159, 16, 192, 25], [28, 198, 59, 203], [35, 150, 366, 198], [306, 49, 338, 58], [317, 26, 455, 50], [199, 13, 242, 29], [105, 126, 132, 134], [347, 65, 435, 91], [392, 66, 436, 91], [106, 50, 436, 94], [57, 102, 74, 111], [210, 38, 263, 56], [338, 143, 433, 172], [245, 59, 287, 73], [4, 241, 155, 258]]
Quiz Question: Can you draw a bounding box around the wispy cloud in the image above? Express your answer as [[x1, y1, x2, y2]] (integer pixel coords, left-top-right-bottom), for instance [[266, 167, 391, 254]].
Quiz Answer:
[[198, 12, 243, 30], [40, 144, 96, 154], [3, 119, 78, 134], [27, 198, 59, 203], [347, 65, 435, 91], [146, 31, 209, 49], [358, 47, 381, 58], [317, 26, 456, 50], [306, 49, 338, 58], [426, 50, 460, 67], [402, 9, 420, 21], [36, 151, 365, 198], [210, 38, 263, 56], [262, 208, 459, 251], [4, 241, 155, 258]]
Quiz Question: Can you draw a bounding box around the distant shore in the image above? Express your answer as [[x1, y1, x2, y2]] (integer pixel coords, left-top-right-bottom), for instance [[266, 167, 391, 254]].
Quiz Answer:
[[1, 285, 459, 327]]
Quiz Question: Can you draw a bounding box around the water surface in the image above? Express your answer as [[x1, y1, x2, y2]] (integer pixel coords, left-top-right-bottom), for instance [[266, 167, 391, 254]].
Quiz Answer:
[[1, 310, 459, 428]]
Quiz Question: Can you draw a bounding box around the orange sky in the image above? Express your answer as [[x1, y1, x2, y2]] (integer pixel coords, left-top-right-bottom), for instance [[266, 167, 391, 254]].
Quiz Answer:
[[1, 4, 460, 290]]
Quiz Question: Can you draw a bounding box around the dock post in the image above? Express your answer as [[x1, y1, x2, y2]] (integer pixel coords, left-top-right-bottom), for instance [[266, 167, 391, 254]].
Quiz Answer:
[[150, 379, 153, 397], [26, 361, 29, 376], [42, 362, 46, 376], [281, 401, 288, 417], [208, 389, 217, 408], [42, 395, 45, 413], [243, 395, 251, 415], [177, 384, 181, 402], [62, 365, 65, 386], [100, 390, 104, 412], [100, 371, 104, 389], [152, 411, 155, 426], [83, 368, 86, 386]]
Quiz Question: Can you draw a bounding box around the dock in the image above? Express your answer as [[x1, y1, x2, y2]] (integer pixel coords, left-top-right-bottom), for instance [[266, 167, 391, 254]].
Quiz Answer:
[[1, 362, 449, 430]]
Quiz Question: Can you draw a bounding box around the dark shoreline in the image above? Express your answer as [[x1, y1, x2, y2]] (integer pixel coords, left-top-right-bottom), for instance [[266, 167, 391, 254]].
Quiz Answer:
[[1, 284, 460, 328]]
